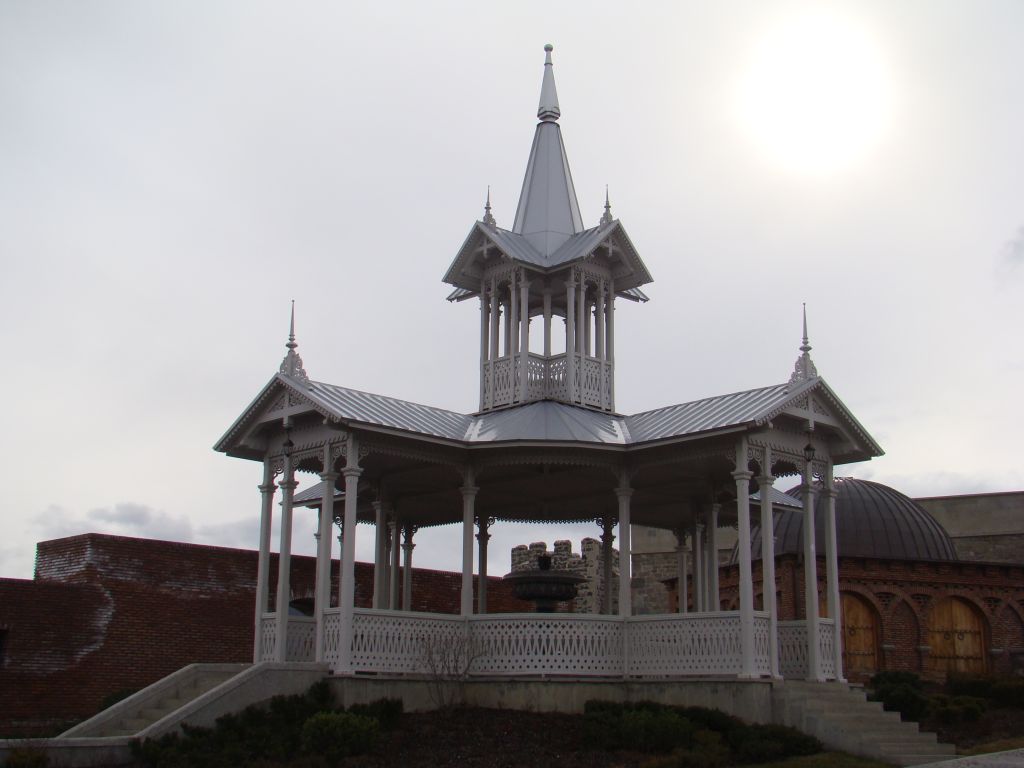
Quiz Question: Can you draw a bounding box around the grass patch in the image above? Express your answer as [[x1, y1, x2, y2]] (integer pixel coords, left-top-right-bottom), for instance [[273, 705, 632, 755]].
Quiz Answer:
[[960, 737, 1024, 756]]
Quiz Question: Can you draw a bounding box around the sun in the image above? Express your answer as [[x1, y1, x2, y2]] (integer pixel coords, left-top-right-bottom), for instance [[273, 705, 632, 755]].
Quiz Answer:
[[735, 11, 894, 176]]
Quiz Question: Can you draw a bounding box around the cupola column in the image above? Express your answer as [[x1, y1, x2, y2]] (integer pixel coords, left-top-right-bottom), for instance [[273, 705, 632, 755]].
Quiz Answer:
[[824, 464, 844, 681], [707, 502, 721, 611], [372, 500, 386, 609], [488, 279, 499, 409], [337, 439, 362, 673], [479, 283, 490, 410], [254, 462, 276, 662], [759, 449, 780, 678], [389, 518, 401, 609], [616, 474, 633, 617], [460, 474, 478, 616], [802, 454, 822, 681], [596, 280, 606, 409], [399, 528, 415, 610], [274, 455, 296, 662], [476, 515, 492, 613], [519, 274, 530, 402], [607, 278, 615, 409], [565, 275, 577, 402], [674, 528, 688, 614], [600, 515, 615, 614], [692, 520, 705, 612], [734, 438, 756, 677], [315, 448, 338, 662], [542, 291, 552, 357], [576, 280, 586, 395]]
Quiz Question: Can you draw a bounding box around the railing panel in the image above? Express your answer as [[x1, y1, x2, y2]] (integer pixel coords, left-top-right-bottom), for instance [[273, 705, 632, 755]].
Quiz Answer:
[[492, 357, 514, 407], [351, 610, 465, 674], [752, 613, 772, 676], [818, 618, 837, 680], [628, 612, 744, 676], [778, 621, 808, 679], [580, 357, 602, 407], [259, 616, 276, 662], [323, 608, 342, 668], [286, 617, 316, 662], [547, 355, 568, 400], [470, 614, 624, 676]]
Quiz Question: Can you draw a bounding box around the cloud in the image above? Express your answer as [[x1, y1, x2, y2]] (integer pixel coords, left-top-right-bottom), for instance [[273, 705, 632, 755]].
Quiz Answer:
[[1000, 226, 1024, 270], [32, 502, 194, 544]]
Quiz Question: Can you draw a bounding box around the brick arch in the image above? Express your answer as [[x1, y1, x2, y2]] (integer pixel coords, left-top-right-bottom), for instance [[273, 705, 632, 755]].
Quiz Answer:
[[993, 602, 1024, 676], [840, 591, 881, 680]]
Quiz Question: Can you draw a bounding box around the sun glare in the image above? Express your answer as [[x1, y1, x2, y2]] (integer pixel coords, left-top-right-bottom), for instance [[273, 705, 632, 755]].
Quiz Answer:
[[736, 12, 894, 176]]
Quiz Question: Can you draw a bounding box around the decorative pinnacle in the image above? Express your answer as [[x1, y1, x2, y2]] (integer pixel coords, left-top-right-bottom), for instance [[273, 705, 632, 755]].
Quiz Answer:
[[280, 300, 309, 381], [482, 186, 496, 226], [600, 186, 613, 225], [789, 302, 818, 384], [537, 43, 561, 122]]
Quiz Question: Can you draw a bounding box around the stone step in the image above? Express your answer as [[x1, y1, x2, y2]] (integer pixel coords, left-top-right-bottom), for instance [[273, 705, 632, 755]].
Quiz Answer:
[[890, 754, 960, 767], [874, 741, 955, 756]]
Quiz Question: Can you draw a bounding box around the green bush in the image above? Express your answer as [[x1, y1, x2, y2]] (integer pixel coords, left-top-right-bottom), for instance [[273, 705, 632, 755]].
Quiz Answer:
[[945, 673, 995, 699], [870, 671, 922, 690], [991, 680, 1024, 709], [868, 673, 929, 722], [676, 706, 744, 737], [727, 723, 822, 764], [929, 694, 986, 724], [300, 711, 379, 766], [3, 747, 50, 768], [622, 708, 695, 753], [347, 697, 404, 730]]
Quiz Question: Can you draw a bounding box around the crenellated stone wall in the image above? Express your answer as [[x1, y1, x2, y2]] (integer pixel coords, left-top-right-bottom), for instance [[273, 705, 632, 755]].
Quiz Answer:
[[510, 539, 619, 614]]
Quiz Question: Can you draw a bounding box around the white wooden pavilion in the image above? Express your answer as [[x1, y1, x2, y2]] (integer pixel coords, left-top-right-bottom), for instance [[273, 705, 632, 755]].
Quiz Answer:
[[215, 46, 882, 683]]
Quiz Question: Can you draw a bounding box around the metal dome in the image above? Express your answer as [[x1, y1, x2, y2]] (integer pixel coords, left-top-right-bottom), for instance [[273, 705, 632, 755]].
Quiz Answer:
[[736, 477, 959, 563]]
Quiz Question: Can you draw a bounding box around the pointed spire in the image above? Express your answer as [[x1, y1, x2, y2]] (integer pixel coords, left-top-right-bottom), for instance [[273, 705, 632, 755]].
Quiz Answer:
[[600, 186, 614, 225], [512, 44, 584, 256], [789, 303, 818, 384], [537, 44, 561, 122], [482, 186, 496, 226], [280, 300, 309, 381]]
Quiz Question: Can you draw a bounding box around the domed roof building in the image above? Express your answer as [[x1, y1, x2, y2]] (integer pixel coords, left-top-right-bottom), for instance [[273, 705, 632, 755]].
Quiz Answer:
[[737, 478, 959, 564]]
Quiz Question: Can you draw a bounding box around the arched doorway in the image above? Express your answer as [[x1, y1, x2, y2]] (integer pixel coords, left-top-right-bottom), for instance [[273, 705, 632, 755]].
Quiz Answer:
[[841, 592, 880, 678], [927, 597, 988, 675]]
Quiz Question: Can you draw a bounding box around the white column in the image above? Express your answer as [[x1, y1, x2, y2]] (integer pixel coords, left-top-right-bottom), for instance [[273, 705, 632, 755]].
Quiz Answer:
[[479, 286, 489, 411], [372, 500, 386, 609], [576, 280, 586, 397], [402, 524, 416, 610], [389, 519, 400, 609], [461, 475, 478, 616], [519, 275, 530, 402], [802, 454, 822, 681], [584, 300, 592, 357], [543, 291, 552, 357], [735, 439, 756, 678], [502, 299, 511, 360], [274, 456, 296, 662], [759, 450, 780, 678], [509, 270, 518, 359], [616, 475, 632, 616], [489, 278, 499, 409], [824, 463, 844, 681], [692, 521, 705, 612], [254, 462, 276, 662], [476, 516, 490, 614], [707, 503, 720, 611], [315, 452, 337, 662], [600, 515, 615, 615], [337, 440, 362, 674], [674, 528, 687, 614], [596, 280, 606, 409], [565, 275, 576, 402], [606, 279, 615, 409]]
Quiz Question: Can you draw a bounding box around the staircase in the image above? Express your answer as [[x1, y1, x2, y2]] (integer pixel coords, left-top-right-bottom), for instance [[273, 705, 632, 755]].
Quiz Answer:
[[775, 680, 957, 766], [61, 663, 249, 738]]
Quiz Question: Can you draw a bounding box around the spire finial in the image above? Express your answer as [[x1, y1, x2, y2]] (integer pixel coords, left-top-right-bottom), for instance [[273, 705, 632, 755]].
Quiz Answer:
[[482, 186, 496, 226], [789, 302, 818, 384], [600, 185, 613, 225], [537, 43, 561, 122], [280, 300, 309, 381]]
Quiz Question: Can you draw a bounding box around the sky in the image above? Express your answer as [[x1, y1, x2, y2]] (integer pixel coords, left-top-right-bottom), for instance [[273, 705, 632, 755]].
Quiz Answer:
[[1, 0, 1022, 581]]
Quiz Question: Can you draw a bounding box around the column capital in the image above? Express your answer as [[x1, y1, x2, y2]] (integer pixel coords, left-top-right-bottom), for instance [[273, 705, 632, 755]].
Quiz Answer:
[[461, 485, 480, 498], [278, 479, 298, 491], [319, 471, 339, 482], [342, 467, 363, 480], [615, 488, 633, 500], [731, 470, 753, 482], [758, 474, 775, 486], [258, 482, 277, 494], [695, 521, 705, 533]]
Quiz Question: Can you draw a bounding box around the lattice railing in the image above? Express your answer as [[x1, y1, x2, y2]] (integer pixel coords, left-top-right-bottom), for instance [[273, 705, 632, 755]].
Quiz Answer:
[[286, 617, 316, 662], [322, 608, 342, 668], [470, 614, 624, 676], [547, 355, 568, 400], [818, 618, 837, 680], [778, 620, 808, 678], [491, 357, 514, 406], [351, 609, 465, 674], [580, 357, 602, 407], [259, 615, 276, 661], [526, 355, 546, 400], [628, 613, 744, 676], [752, 612, 772, 676]]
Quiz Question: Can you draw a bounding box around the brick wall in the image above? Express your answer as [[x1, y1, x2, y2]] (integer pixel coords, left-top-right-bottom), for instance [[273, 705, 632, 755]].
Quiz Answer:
[[0, 533, 531, 736]]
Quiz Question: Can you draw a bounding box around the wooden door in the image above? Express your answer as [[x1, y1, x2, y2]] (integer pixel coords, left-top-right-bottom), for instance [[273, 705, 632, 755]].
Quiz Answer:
[[928, 597, 987, 675], [841, 593, 879, 677]]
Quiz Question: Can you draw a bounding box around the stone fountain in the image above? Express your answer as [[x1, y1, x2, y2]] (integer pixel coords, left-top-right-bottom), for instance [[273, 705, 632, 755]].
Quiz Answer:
[[502, 554, 586, 613]]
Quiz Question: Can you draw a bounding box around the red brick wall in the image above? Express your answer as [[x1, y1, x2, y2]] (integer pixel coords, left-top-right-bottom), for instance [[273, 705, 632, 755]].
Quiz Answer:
[[1, 533, 531, 736]]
